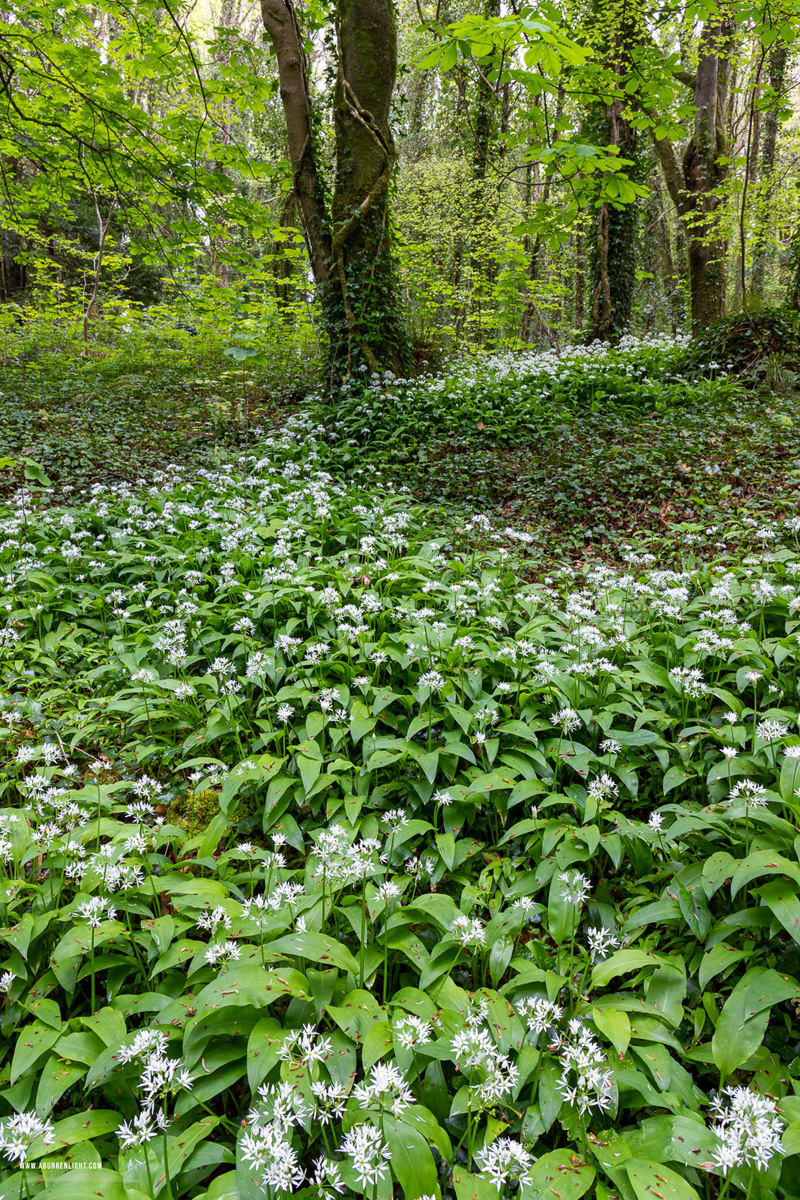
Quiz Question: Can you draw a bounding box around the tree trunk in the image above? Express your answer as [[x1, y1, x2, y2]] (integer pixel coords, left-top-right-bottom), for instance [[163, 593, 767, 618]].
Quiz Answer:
[[589, 100, 639, 342], [651, 172, 682, 332], [471, 0, 500, 181], [787, 233, 800, 311], [648, 14, 735, 332], [260, 0, 410, 381], [682, 17, 734, 330], [574, 231, 585, 335], [327, 0, 409, 377], [468, 0, 501, 337], [751, 41, 788, 304], [273, 195, 298, 312]]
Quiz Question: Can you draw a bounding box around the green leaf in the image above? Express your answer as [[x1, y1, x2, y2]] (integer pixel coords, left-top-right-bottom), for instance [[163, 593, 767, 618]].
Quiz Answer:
[[699, 943, 752, 990], [436, 832, 456, 870], [189, 966, 308, 1029], [759, 879, 800, 944], [268, 932, 358, 975], [592, 1006, 631, 1055], [26, 1111, 121, 1160], [730, 850, 800, 898], [547, 873, 581, 944], [712, 967, 799, 1079], [362, 1021, 394, 1070], [453, 1169, 497, 1200], [383, 1114, 438, 1197], [366, 747, 406, 772], [780, 753, 800, 805], [327, 990, 387, 1041], [81, 1007, 126, 1048], [296, 740, 323, 794], [37, 1169, 141, 1200], [623, 1158, 701, 1200], [441, 42, 459, 71], [247, 1017, 288, 1090], [627, 1115, 718, 1169], [167, 1115, 219, 1179], [416, 749, 439, 783], [663, 764, 694, 793], [11, 1023, 62, 1085], [526, 1149, 596, 1198], [592, 949, 665, 989]]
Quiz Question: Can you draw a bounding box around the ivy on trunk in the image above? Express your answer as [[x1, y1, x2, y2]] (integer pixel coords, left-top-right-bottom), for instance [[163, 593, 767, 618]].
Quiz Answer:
[[647, 13, 736, 333], [260, 0, 411, 383]]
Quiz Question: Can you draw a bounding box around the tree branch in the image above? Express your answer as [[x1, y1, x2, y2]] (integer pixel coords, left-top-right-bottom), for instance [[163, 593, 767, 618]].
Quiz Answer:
[[645, 108, 685, 213], [260, 0, 331, 283]]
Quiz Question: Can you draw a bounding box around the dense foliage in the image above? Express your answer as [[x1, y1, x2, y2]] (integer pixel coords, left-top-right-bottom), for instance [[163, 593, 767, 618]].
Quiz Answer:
[[3, 0, 800, 354], [3, 0, 800, 1189], [0, 334, 799, 1198]]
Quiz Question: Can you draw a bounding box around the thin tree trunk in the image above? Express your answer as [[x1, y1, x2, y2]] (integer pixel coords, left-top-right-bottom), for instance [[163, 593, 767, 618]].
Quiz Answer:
[[652, 172, 681, 332], [589, 101, 639, 342], [647, 14, 736, 332], [751, 42, 789, 304], [575, 231, 585, 334], [83, 193, 117, 342], [468, 0, 500, 335], [682, 15, 735, 330]]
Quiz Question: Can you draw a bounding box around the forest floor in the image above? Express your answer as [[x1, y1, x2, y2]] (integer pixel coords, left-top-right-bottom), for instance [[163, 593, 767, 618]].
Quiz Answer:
[[3, 340, 800, 568], [1, 334, 800, 1199]]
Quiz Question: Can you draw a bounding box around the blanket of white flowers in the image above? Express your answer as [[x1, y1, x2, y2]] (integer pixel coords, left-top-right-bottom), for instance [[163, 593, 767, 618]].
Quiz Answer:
[[0, 411, 797, 1200]]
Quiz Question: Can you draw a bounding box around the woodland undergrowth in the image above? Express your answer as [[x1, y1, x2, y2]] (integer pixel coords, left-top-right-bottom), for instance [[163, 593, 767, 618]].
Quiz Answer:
[[0, 325, 799, 1199]]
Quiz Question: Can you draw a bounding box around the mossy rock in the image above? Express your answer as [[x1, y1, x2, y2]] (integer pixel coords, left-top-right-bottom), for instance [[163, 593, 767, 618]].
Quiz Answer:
[[166, 787, 260, 834], [166, 788, 223, 834]]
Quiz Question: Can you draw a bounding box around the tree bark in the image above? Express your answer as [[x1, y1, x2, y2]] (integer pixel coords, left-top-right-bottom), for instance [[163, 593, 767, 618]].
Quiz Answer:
[[651, 171, 682, 332], [681, 15, 734, 330], [260, 0, 409, 379], [468, 0, 500, 334], [328, 0, 409, 376], [574, 230, 585, 334], [471, 0, 500, 182], [647, 14, 735, 332], [751, 41, 789, 304], [589, 100, 639, 342], [260, 0, 331, 286]]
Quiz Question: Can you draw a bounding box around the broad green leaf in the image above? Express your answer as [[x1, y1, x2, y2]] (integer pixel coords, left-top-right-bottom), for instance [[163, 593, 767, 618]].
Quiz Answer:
[[730, 850, 800, 897], [711, 966, 799, 1079], [525, 1149, 595, 1198], [759, 879, 800, 944], [623, 1158, 700, 1200], [268, 932, 358, 975], [247, 1017, 288, 1090], [453, 1169, 497, 1200], [327, 990, 387, 1041], [11, 1023, 62, 1085], [26, 1111, 121, 1160], [592, 949, 665, 989], [699, 943, 752, 990], [627, 1115, 718, 1169], [781, 753, 800, 804], [592, 1006, 631, 1055], [383, 1114, 438, 1197]]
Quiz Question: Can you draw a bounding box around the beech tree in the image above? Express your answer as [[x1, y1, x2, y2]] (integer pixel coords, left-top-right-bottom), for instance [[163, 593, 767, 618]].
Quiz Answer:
[[260, 0, 411, 379], [646, 13, 737, 332]]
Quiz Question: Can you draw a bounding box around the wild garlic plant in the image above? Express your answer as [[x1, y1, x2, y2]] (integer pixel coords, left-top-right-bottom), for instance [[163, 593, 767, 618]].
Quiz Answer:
[[0, 413, 798, 1198]]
